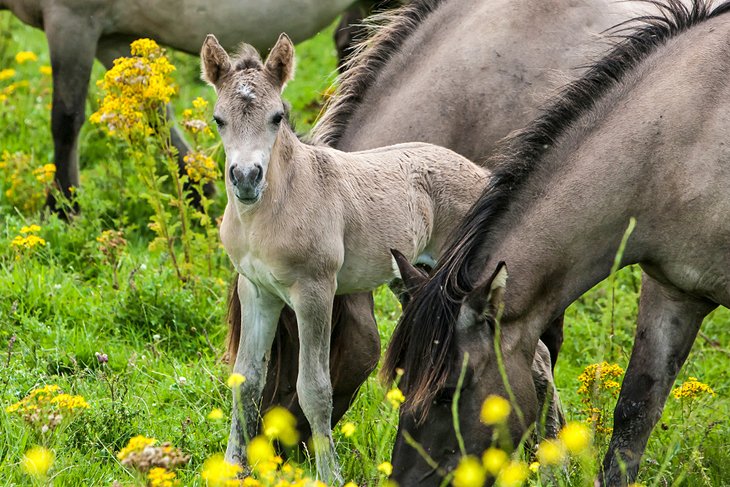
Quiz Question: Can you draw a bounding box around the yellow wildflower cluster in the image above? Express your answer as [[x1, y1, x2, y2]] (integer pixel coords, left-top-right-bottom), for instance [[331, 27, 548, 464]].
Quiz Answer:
[[32, 163, 56, 184], [148, 466, 178, 487], [0, 68, 15, 81], [577, 362, 624, 434], [15, 51, 38, 64], [10, 224, 46, 251], [21, 446, 54, 479], [340, 421, 356, 437], [90, 38, 176, 139], [6, 384, 88, 433], [1, 151, 53, 213], [451, 420, 592, 487], [40, 65, 52, 76], [182, 96, 214, 139], [672, 377, 715, 400], [386, 387, 406, 408], [184, 150, 219, 183], [117, 435, 190, 473]]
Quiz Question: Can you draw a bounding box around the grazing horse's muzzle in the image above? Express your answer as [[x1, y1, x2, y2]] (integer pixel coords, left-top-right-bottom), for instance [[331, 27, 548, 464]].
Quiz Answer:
[[229, 163, 263, 204]]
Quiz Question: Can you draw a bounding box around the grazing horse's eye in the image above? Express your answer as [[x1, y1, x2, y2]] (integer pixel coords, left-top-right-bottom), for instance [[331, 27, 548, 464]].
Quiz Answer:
[[270, 111, 284, 126], [213, 116, 225, 129]]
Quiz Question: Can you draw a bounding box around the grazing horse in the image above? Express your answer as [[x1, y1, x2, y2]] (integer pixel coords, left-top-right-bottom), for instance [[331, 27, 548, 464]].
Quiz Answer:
[[382, 0, 730, 485], [0, 0, 360, 207], [200, 33, 495, 481], [225, 0, 638, 446]]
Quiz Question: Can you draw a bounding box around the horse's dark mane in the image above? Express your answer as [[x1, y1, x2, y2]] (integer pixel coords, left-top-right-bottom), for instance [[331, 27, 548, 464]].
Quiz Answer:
[[382, 0, 730, 416], [310, 0, 447, 146]]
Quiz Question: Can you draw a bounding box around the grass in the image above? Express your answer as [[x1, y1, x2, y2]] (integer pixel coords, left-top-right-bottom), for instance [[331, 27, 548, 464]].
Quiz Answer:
[[0, 10, 728, 487]]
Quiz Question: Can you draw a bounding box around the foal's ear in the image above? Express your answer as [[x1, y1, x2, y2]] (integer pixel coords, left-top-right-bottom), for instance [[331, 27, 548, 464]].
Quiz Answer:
[[264, 33, 296, 90], [390, 249, 428, 295], [201, 34, 232, 87], [466, 261, 508, 317]]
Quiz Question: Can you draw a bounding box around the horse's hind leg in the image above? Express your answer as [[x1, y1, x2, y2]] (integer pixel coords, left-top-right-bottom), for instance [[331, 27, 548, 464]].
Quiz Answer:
[[601, 273, 715, 486], [45, 13, 102, 212]]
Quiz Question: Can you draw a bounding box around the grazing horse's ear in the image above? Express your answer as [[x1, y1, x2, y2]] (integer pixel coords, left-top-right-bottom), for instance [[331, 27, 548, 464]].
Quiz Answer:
[[201, 34, 232, 87], [390, 249, 428, 297], [264, 33, 296, 91], [466, 262, 508, 318]]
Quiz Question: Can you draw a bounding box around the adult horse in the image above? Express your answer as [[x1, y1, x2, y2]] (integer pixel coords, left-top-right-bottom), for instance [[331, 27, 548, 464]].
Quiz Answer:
[[382, 1, 730, 485], [227, 0, 636, 448], [0, 0, 361, 207]]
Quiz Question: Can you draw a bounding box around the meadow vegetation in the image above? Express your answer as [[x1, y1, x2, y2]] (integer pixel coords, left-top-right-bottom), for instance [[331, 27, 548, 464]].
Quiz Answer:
[[0, 11, 728, 486]]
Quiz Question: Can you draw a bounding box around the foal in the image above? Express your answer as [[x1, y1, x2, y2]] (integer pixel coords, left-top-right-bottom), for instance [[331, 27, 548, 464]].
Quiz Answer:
[[201, 33, 489, 482]]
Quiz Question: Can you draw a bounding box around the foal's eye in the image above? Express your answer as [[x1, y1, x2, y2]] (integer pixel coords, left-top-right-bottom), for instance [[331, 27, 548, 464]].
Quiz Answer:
[[213, 116, 226, 129], [270, 111, 284, 126]]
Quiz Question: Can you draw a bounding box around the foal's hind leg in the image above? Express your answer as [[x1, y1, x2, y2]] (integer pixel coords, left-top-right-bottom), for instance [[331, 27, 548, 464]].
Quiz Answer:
[[225, 276, 284, 466], [601, 273, 715, 486]]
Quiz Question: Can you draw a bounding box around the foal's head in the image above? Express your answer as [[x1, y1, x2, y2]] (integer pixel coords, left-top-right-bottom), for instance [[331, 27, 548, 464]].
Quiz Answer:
[[388, 251, 537, 485], [201, 33, 295, 206]]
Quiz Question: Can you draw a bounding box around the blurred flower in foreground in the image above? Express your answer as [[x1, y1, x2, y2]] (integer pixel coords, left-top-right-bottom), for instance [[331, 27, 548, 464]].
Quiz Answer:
[[452, 455, 486, 487], [21, 446, 53, 478], [480, 395, 511, 425]]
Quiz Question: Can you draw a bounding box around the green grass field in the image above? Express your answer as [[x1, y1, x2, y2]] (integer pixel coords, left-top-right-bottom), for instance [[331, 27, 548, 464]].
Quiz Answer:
[[1, 11, 728, 487]]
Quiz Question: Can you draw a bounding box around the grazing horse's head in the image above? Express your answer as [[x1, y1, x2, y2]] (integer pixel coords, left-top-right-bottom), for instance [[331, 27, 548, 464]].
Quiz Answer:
[[387, 251, 538, 485], [201, 33, 294, 207]]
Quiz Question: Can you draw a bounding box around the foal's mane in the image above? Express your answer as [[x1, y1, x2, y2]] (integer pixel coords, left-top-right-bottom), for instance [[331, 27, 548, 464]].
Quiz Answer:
[[310, 0, 448, 145], [382, 0, 730, 416]]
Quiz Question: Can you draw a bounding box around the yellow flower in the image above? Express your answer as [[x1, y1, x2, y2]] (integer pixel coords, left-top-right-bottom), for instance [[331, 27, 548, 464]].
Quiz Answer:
[[262, 406, 299, 447], [496, 461, 528, 487], [184, 151, 218, 183], [672, 377, 715, 400], [201, 454, 242, 486], [528, 462, 539, 473], [40, 65, 52, 76], [15, 51, 38, 64], [536, 439, 566, 466], [559, 422, 592, 455], [340, 421, 356, 437], [247, 435, 275, 467], [480, 395, 511, 425], [50, 393, 89, 410], [344, 483, 359, 487], [207, 408, 224, 420], [19, 224, 41, 234], [10, 234, 46, 250], [0, 68, 15, 81], [227, 373, 246, 388], [21, 446, 53, 478], [117, 435, 157, 460], [148, 467, 177, 487], [377, 461, 393, 476], [192, 96, 209, 110], [452, 456, 486, 487], [386, 387, 406, 408], [242, 478, 261, 486], [32, 163, 56, 184], [482, 448, 508, 476]]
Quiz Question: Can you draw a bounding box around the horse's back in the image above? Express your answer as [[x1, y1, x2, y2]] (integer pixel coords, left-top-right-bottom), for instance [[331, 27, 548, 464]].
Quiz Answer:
[[330, 0, 635, 161]]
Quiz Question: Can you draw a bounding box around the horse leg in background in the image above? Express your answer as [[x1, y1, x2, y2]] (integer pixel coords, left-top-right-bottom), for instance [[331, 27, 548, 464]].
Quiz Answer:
[[262, 292, 380, 441], [45, 12, 102, 214], [539, 315, 564, 373], [96, 38, 215, 204], [289, 278, 342, 484], [225, 276, 284, 467], [601, 273, 715, 486]]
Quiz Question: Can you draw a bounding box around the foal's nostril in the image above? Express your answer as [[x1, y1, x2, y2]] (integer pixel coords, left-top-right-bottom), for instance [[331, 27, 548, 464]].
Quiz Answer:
[[229, 164, 240, 185], [253, 164, 263, 185]]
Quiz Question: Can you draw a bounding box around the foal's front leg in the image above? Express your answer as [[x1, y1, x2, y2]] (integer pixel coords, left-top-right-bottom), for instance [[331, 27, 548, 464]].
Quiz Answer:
[[601, 273, 715, 486], [290, 277, 342, 484], [225, 276, 284, 466]]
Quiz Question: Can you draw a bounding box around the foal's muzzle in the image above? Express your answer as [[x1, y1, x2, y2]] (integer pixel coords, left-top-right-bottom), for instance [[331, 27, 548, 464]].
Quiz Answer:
[[229, 163, 263, 204]]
